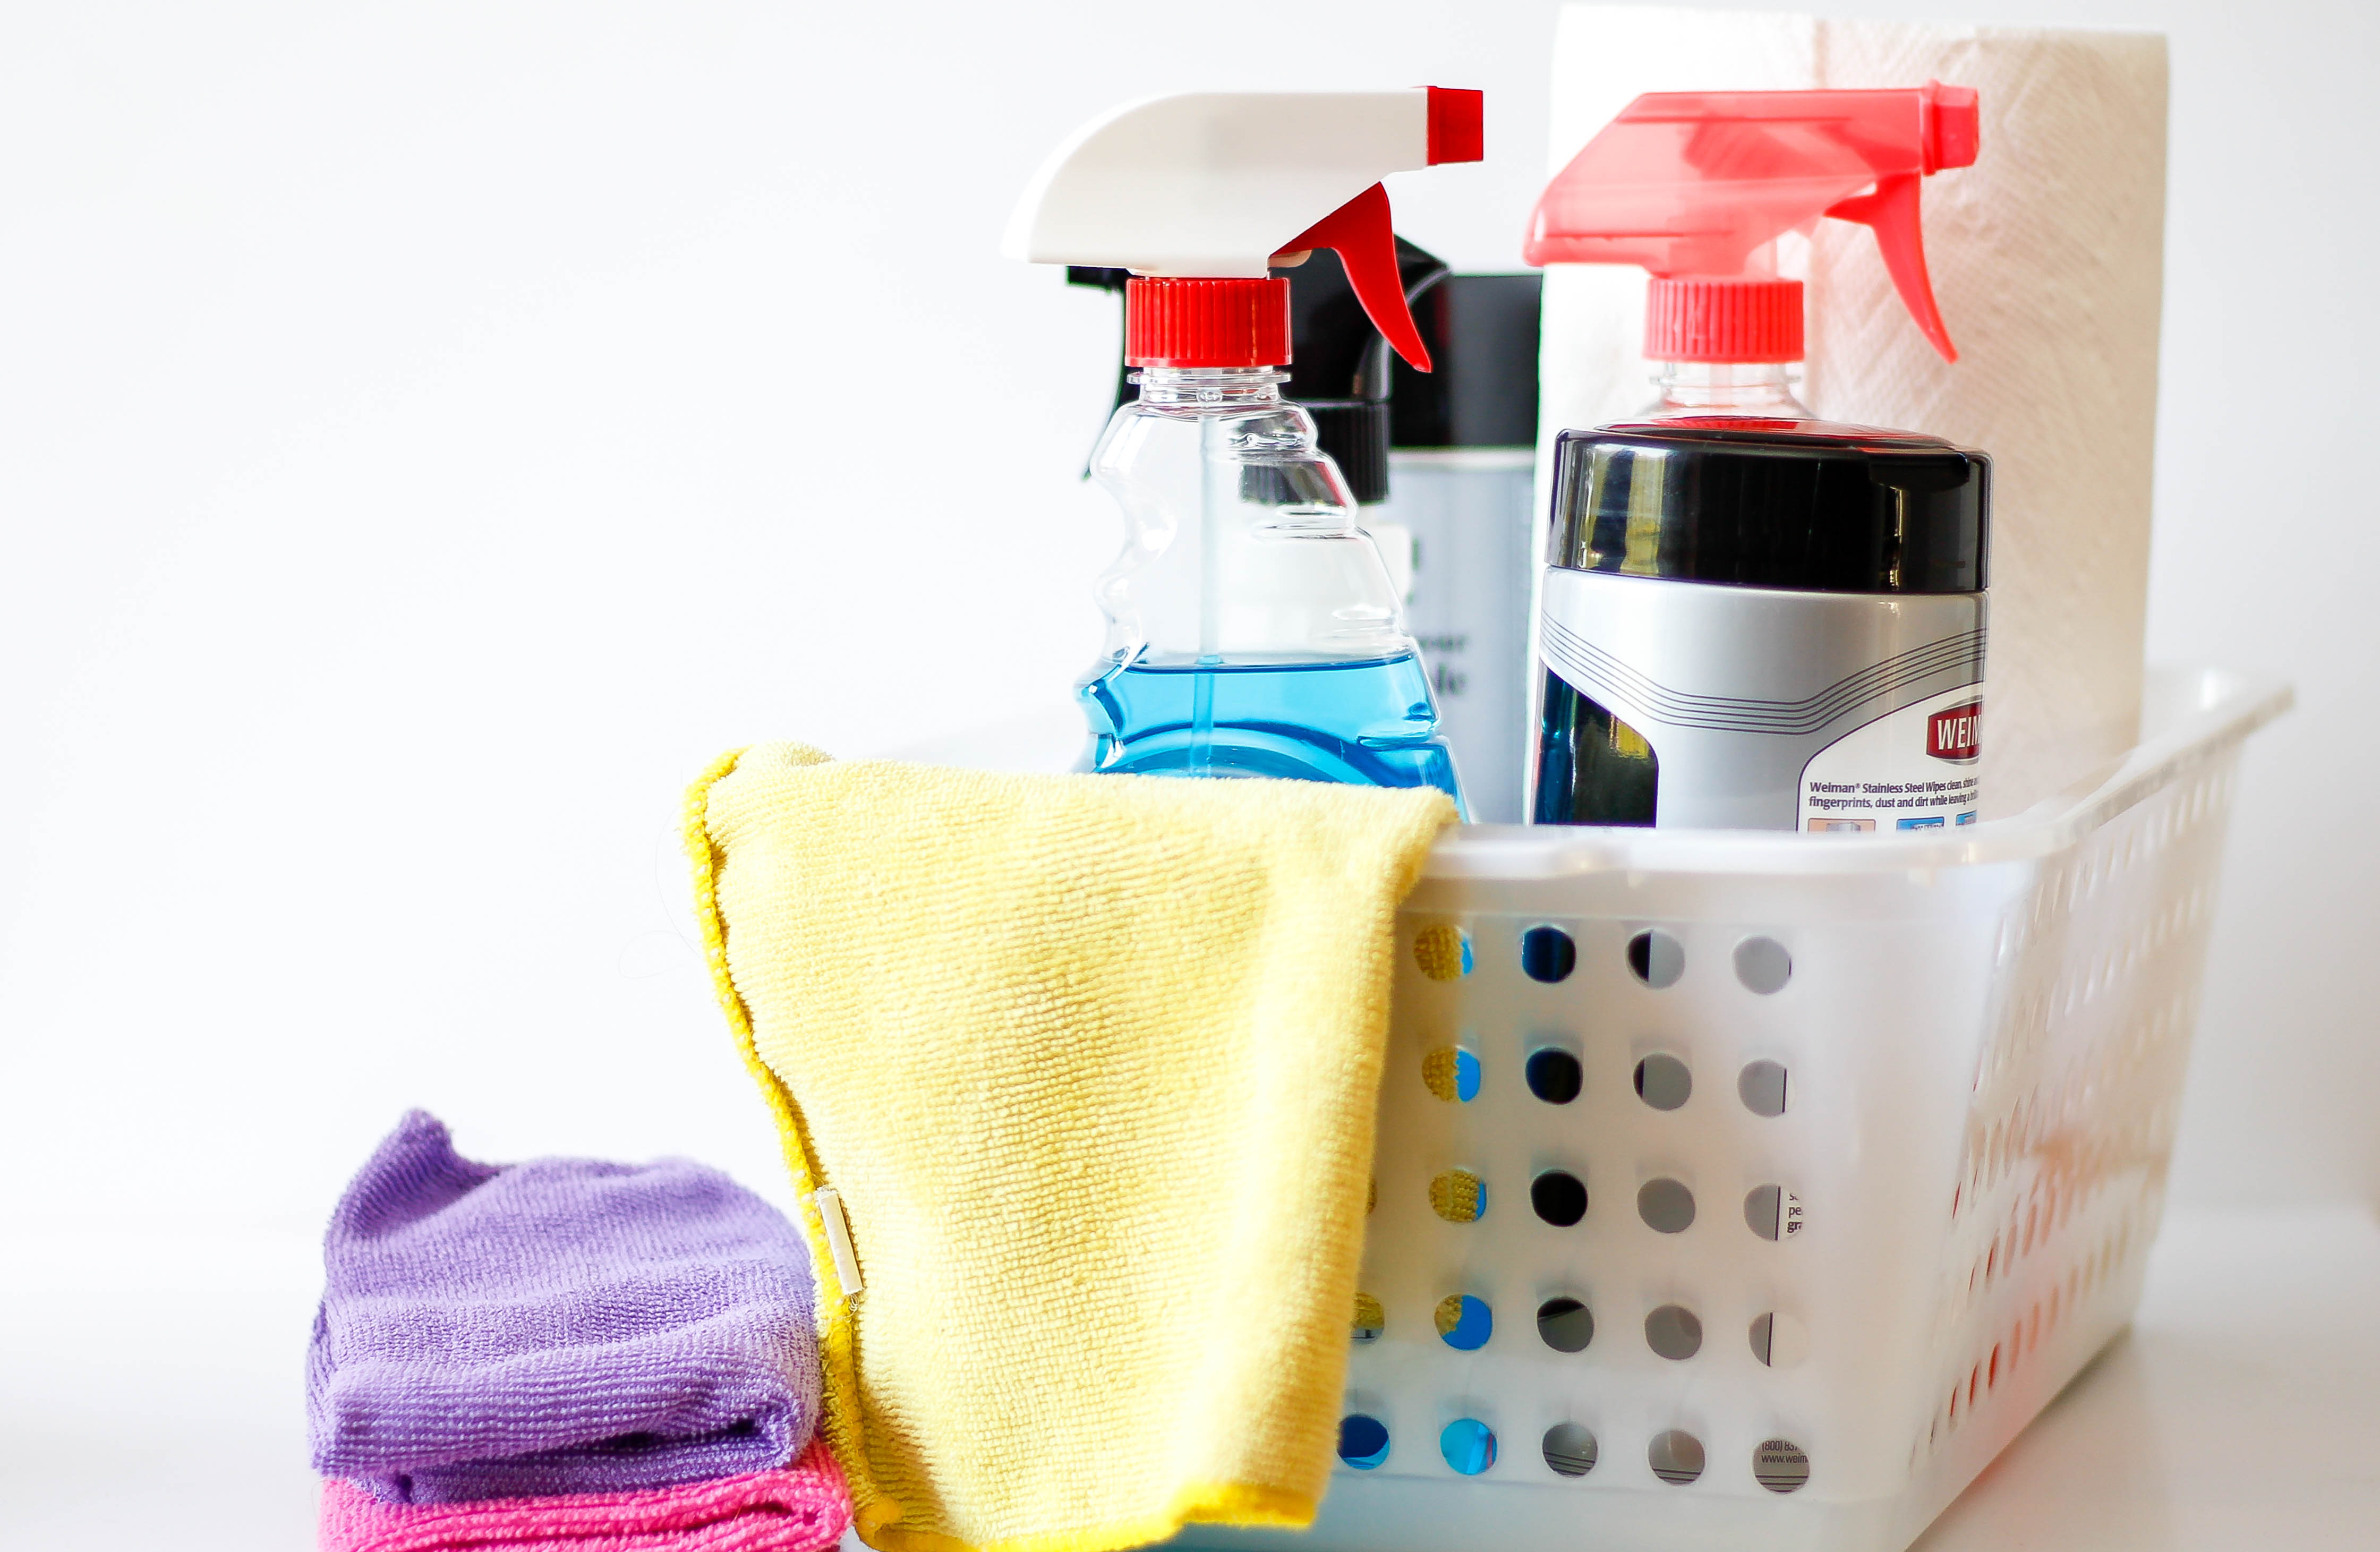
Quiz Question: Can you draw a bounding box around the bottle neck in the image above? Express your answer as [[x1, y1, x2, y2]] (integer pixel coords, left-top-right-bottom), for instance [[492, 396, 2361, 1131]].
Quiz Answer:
[[1133, 365, 1287, 408], [1644, 361, 1812, 420]]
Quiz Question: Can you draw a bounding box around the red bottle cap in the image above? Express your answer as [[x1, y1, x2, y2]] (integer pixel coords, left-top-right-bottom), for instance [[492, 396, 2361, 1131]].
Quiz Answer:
[[1124, 277, 1292, 369], [1645, 278, 1804, 364]]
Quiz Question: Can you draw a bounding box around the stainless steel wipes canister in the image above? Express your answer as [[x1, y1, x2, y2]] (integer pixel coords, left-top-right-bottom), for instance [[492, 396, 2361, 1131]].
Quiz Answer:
[[1529, 420, 1990, 832]]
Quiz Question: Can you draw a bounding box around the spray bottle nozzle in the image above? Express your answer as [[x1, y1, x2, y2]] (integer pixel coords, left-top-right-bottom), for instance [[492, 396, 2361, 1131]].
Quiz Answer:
[[1274, 183, 1433, 371], [1524, 82, 1978, 363], [1008, 88, 1482, 371]]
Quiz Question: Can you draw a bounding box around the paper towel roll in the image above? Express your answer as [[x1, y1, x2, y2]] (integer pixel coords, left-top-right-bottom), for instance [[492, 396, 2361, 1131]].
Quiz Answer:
[[1538, 6, 2166, 817]]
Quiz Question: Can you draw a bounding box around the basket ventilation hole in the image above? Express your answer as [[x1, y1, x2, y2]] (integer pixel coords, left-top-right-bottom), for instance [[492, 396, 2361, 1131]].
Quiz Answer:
[[1748, 1311, 1810, 1368], [1754, 1439, 1811, 1493], [1537, 1297, 1594, 1352], [1440, 1419, 1497, 1476], [1413, 924, 1472, 982], [1530, 1170, 1588, 1227], [1738, 1060, 1789, 1116], [1429, 1170, 1487, 1224], [1637, 1178, 1695, 1234], [1521, 925, 1577, 983], [1734, 936, 1793, 994], [1645, 1303, 1703, 1360], [1352, 1292, 1384, 1344], [1542, 1422, 1598, 1478], [1745, 1184, 1805, 1241], [1525, 1048, 1583, 1105], [1627, 930, 1685, 988], [1422, 1046, 1481, 1103], [1435, 1294, 1492, 1351], [1635, 1054, 1692, 1111], [1337, 1414, 1391, 1471], [1649, 1429, 1705, 1485]]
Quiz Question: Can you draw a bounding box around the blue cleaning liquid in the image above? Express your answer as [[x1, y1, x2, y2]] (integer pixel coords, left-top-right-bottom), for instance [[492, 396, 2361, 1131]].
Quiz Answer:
[[1078, 653, 1465, 811]]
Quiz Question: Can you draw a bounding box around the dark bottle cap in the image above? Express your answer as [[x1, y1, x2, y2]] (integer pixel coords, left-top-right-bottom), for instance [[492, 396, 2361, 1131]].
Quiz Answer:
[[1274, 240, 1448, 505], [1547, 419, 1989, 594], [1392, 274, 1543, 449]]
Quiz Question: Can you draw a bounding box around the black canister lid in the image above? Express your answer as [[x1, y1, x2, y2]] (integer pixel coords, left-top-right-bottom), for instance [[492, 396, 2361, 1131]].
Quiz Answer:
[[1547, 418, 1990, 594], [1392, 273, 1542, 449]]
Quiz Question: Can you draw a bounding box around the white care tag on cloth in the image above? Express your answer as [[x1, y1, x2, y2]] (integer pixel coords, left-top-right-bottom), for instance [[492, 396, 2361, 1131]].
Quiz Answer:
[[812, 1186, 863, 1297]]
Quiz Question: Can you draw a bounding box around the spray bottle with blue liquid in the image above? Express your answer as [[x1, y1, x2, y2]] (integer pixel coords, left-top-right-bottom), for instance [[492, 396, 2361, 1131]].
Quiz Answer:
[[1004, 89, 1482, 808]]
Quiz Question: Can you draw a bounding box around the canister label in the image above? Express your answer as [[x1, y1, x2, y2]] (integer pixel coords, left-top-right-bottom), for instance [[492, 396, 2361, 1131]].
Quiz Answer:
[[1799, 686, 1984, 832], [1532, 567, 1987, 830]]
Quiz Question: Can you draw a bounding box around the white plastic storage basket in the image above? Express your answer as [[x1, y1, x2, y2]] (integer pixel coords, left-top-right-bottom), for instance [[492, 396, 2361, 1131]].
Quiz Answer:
[[1182, 666, 2288, 1552]]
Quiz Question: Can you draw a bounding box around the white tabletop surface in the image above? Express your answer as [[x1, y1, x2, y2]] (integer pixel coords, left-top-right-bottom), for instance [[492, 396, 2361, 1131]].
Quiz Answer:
[[6, 1205, 2375, 1550]]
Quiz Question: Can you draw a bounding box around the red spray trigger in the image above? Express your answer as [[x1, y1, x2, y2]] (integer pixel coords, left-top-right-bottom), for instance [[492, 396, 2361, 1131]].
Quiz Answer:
[[1825, 175, 1956, 362], [1276, 183, 1435, 372], [1822, 82, 1977, 362]]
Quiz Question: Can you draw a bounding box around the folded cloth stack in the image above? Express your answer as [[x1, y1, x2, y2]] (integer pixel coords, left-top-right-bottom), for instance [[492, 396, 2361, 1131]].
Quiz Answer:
[[308, 1111, 849, 1552]]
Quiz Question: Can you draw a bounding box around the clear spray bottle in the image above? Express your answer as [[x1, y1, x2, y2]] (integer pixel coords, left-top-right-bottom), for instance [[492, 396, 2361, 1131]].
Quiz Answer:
[[1005, 89, 1482, 808]]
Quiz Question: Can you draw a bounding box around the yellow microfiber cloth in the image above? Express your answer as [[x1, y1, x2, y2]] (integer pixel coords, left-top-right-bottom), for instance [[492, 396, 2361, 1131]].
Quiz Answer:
[[684, 744, 1455, 1552]]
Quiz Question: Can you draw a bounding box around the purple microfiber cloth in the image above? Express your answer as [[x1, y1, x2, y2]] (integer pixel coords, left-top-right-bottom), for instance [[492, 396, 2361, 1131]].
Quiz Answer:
[[308, 1111, 820, 1504]]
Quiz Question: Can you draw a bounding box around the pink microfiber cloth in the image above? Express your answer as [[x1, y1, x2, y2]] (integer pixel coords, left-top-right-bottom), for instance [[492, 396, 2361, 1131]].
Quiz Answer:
[[309, 1111, 818, 1503], [318, 1441, 852, 1551]]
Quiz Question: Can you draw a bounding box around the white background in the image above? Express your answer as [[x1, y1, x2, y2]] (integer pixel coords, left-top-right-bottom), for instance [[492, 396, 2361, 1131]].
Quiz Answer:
[[2, 1, 2373, 1545]]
